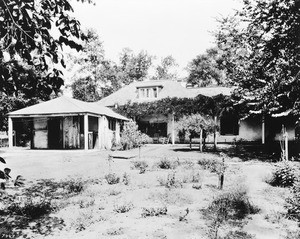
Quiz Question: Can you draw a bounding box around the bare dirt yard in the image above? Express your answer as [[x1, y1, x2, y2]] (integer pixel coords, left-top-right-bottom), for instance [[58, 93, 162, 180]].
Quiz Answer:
[[0, 145, 299, 239]]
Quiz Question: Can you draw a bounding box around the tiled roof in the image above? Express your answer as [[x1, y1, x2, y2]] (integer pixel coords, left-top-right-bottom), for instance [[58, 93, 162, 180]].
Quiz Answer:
[[8, 96, 128, 121], [97, 80, 232, 107]]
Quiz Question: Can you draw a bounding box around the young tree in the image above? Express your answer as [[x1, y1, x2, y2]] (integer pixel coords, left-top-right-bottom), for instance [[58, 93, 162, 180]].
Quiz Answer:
[[176, 114, 215, 152]]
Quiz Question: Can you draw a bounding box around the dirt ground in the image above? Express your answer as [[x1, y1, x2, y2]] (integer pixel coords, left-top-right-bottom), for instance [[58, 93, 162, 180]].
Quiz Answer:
[[0, 145, 299, 239]]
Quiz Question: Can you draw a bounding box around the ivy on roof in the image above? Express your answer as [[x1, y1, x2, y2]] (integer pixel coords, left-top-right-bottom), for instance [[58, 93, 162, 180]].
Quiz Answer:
[[116, 94, 234, 120]]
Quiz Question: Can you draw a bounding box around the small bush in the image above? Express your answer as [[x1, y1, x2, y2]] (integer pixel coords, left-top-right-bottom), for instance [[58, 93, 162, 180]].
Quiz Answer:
[[198, 158, 225, 174], [157, 172, 183, 188], [122, 172, 130, 185], [8, 198, 52, 220], [268, 162, 298, 187], [120, 121, 151, 150], [132, 160, 148, 174], [223, 230, 255, 239], [157, 157, 178, 170], [108, 188, 121, 196], [285, 181, 300, 221], [78, 198, 95, 209], [192, 184, 202, 190], [64, 178, 85, 194], [205, 187, 258, 222], [285, 229, 300, 239], [106, 227, 124, 236], [190, 171, 202, 183], [141, 206, 167, 217], [104, 173, 120, 185], [114, 202, 133, 213]]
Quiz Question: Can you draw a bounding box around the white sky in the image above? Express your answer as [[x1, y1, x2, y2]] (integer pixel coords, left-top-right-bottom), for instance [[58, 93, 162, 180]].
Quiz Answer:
[[71, 0, 242, 77]]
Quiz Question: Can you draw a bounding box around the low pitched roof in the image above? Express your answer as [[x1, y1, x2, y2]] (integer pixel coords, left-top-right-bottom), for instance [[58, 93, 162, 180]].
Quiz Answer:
[[8, 96, 128, 121], [98, 80, 232, 107]]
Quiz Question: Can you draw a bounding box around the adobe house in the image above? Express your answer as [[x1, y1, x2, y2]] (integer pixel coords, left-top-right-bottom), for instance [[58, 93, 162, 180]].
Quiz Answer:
[[97, 80, 231, 144], [7, 96, 128, 150], [98, 80, 298, 145]]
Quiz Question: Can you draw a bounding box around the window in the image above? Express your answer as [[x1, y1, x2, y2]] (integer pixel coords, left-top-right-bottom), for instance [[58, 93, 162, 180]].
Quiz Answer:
[[153, 88, 158, 98], [220, 111, 239, 135], [138, 86, 162, 99], [108, 118, 116, 131]]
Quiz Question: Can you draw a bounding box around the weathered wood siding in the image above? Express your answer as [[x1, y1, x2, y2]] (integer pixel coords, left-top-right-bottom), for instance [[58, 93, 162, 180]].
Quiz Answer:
[[63, 116, 80, 149], [33, 118, 48, 148]]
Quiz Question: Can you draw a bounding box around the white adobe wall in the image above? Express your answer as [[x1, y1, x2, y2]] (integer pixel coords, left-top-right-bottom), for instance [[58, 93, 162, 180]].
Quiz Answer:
[[206, 117, 262, 143]]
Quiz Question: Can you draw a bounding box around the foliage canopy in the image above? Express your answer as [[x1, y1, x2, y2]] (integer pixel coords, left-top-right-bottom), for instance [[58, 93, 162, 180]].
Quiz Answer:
[[215, 0, 300, 117]]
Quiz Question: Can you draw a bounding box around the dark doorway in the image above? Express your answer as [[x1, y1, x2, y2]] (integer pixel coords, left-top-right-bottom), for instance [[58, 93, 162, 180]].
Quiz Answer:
[[48, 118, 62, 149], [138, 122, 167, 137]]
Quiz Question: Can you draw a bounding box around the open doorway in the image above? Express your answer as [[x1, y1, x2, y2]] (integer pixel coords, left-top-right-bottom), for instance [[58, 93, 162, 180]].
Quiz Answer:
[[48, 118, 62, 149]]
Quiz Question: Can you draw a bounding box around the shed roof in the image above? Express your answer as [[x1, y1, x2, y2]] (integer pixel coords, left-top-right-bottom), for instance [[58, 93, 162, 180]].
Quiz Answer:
[[97, 80, 232, 107], [8, 96, 128, 120]]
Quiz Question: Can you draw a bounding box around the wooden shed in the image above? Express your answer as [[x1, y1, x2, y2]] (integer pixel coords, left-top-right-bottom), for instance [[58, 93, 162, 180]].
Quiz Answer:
[[7, 96, 128, 150]]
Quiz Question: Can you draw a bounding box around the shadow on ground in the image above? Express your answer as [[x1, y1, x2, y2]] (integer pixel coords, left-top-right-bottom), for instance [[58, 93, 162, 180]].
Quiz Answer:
[[172, 141, 300, 162]]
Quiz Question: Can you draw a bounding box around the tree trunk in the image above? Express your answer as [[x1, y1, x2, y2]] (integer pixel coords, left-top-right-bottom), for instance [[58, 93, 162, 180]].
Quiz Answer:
[[199, 128, 203, 152], [214, 116, 217, 151], [219, 174, 224, 190]]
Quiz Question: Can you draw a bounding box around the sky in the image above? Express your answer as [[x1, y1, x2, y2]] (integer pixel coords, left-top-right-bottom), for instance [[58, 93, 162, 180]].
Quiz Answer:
[[71, 0, 242, 77]]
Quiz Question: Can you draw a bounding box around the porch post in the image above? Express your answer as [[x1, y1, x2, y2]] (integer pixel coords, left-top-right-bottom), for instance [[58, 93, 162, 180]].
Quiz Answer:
[[171, 112, 175, 145], [262, 114, 265, 144], [84, 114, 89, 150], [98, 116, 102, 149], [8, 117, 13, 148]]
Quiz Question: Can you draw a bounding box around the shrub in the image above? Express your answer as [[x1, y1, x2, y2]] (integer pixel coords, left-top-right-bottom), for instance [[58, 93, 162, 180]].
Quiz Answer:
[[8, 198, 52, 220], [268, 162, 298, 187], [104, 173, 120, 185], [122, 172, 130, 185], [114, 202, 133, 213], [192, 184, 202, 190], [223, 230, 255, 239], [198, 158, 225, 174], [106, 227, 124, 236], [120, 121, 151, 150], [190, 171, 202, 183], [285, 230, 300, 239], [78, 198, 95, 209], [157, 172, 183, 188], [141, 206, 167, 217], [205, 187, 258, 222], [285, 181, 300, 221], [132, 160, 148, 174], [157, 157, 178, 170], [64, 178, 85, 194], [108, 188, 121, 196]]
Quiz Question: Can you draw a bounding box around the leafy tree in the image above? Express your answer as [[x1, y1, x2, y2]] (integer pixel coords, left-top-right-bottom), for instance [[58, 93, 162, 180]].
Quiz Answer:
[[118, 48, 153, 84], [69, 45, 153, 101], [0, 0, 85, 99], [215, 0, 300, 117], [71, 76, 101, 102], [187, 48, 226, 87], [152, 55, 178, 80], [67, 29, 106, 101], [176, 114, 215, 152], [0, 0, 88, 130]]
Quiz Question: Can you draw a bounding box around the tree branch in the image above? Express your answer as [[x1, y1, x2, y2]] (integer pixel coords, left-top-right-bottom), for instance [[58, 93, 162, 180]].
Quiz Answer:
[[1, 0, 35, 41]]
